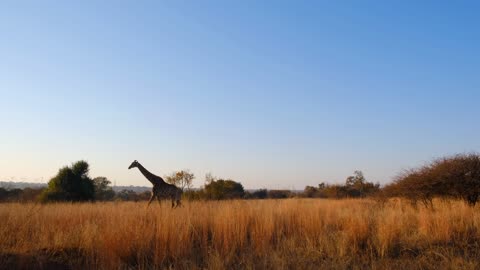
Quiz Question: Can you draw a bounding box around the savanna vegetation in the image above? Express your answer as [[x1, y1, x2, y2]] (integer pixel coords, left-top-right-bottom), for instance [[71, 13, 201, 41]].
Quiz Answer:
[[1, 153, 480, 269], [1, 199, 480, 269], [383, 153, 480, 207]]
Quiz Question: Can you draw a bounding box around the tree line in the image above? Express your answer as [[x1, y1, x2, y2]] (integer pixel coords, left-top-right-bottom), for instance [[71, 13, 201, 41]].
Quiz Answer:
[[1, 153, 480, 207], [0, 162, 374, 203]]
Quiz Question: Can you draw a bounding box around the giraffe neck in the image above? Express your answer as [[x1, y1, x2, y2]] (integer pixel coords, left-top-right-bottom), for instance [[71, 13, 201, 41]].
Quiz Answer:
[[136, 163, 165, 186]]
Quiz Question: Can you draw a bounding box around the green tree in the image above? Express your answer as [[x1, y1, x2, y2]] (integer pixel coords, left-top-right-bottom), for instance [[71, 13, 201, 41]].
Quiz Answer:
[[40, 160, 95, 202], [93, 177, 115, 201], [345, 170, 366, 187], [204, 177, 245, 200], [345, 171, 379, 198]]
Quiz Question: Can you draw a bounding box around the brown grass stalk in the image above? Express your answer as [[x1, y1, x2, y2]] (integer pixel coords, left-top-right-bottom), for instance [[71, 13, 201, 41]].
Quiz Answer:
[[1, 199, 480, 269]]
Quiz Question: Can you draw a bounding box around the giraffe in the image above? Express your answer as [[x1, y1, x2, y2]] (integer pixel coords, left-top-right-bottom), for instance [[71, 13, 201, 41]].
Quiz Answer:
[[128, 160, 182, 208]]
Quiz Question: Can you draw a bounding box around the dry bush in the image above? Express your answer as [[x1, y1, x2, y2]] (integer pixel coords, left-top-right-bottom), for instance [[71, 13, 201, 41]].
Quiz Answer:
[[384, 153, 480, 207], [1, 199, 480, 269]]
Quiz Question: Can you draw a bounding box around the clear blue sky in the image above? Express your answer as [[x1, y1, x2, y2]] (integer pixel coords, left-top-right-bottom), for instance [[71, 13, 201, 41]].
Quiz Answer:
[[0, 1, 479, 189]]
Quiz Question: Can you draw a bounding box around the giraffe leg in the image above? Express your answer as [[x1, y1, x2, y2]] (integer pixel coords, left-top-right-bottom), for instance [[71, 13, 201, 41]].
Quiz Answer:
[[147, 193, 155, 208]]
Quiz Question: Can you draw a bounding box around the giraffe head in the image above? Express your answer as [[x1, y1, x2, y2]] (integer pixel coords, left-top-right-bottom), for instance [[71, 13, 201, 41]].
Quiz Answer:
[[128, 160, 139, 169]]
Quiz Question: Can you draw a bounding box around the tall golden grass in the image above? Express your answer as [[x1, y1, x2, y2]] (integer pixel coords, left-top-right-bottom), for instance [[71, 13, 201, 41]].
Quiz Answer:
[[1, 199, 480, 269]]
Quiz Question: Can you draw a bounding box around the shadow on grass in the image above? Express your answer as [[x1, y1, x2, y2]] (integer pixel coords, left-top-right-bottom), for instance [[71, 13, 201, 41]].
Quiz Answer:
[[0, 248, 86, 270]]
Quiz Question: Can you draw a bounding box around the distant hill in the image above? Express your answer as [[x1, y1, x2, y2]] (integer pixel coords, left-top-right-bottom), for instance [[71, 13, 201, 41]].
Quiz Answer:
[[0, 181, 47, 189], [0, 181, 152, 193], [0, 181, 300, 193], [112, 185, 151, 193]]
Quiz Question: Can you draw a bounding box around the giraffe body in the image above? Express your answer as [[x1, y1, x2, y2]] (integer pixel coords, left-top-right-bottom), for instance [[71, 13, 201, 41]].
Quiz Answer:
[[152, 183, 182, 207], [128, 160, 183, 208]]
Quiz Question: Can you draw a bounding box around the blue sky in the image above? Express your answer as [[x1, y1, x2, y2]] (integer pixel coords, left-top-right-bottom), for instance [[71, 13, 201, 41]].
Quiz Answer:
[[0, 1, 479, 189]]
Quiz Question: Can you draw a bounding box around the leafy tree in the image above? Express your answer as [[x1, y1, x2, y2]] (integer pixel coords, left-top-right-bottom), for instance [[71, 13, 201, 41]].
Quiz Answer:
[[93, 177, 115, 201], [344, 171, 379, 198], [304, 186, 319, 198], [302, 172, 379, 199], [251, 189, 268, 199], [204, 177, 245, 200], [345, 170, 366, 187], [165, 170, 194, 191], [40, 160, 95, 202]]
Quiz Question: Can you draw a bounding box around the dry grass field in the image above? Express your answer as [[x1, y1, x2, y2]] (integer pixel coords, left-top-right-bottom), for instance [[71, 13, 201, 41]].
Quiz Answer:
[[1, 199, 480, 270]]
